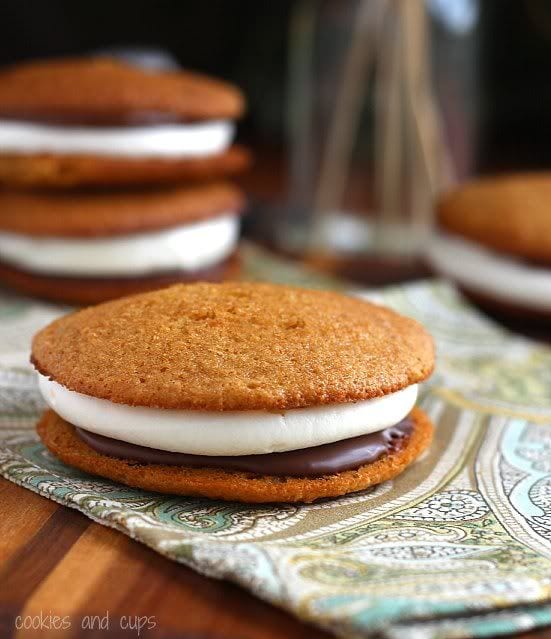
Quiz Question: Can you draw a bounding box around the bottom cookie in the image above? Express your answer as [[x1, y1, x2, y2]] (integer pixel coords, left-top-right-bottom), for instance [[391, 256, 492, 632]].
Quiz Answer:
[[36, 407, 433, 503], [0, 252, 240, 305], [0, 146, 251, 188]]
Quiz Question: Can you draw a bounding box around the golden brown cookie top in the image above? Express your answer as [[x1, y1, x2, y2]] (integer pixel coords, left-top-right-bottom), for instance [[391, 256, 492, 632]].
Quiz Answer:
[[0, 182, 244, 237], [0, 145, 251, 191], [0, 146, 252, 189], [437, 173, 551, 263], [32, 282, 434, 411], [0, 57, 244, 123]]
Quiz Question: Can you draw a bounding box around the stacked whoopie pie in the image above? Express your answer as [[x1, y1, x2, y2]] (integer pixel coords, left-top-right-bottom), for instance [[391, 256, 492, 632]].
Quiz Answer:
[[33, 282, 435, 503], [0, 57, 249, 304], [429, 173, 551, 321]]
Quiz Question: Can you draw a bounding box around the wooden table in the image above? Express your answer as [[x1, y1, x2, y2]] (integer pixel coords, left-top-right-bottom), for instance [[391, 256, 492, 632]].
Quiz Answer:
[[2, 479, 550, 639], [1, 242, 550, 637], [0, 479, 331, 638]]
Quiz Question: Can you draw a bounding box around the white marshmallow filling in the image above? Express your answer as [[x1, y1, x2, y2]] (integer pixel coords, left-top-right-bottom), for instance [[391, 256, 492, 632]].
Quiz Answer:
[[0, 214, 239, 277], [0, 119, 234, 158], [428, 232, 551, 311], [37, 374, 419, 456]]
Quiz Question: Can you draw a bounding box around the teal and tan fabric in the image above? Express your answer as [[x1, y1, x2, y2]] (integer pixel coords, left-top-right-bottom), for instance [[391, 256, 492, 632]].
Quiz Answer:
[[0, 246, 550, 639]]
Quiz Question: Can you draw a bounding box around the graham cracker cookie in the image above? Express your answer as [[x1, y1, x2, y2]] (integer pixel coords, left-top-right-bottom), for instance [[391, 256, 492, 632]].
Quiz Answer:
[[0, 253, 241, 306], [32, 282, 435, 410], [0, 182, 244, 237], [438, 173, 551, 264], [0, 146, 251, 189], [0, 57, 244, 123]]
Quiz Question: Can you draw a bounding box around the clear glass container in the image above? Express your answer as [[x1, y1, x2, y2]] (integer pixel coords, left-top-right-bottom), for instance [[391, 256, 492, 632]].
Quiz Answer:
[[277, 0, 479, 276]]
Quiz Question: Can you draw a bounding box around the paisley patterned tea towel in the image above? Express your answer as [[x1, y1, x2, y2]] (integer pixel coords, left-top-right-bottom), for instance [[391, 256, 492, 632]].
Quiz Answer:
[[0, 263, 550, 639]]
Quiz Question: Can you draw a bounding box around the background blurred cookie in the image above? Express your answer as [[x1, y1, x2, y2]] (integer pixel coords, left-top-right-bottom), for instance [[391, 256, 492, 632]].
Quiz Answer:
[[429, 173, 551, 321], [0, 56, 250, 188]]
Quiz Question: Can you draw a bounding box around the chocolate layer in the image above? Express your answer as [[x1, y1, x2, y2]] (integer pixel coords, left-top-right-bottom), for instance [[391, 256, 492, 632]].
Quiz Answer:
[[0, 109, 200, 127], [458, 285, 551, 338], [0, 253, 240, 305], [521, 257, 551, 269], [76, 417, 414, 478]]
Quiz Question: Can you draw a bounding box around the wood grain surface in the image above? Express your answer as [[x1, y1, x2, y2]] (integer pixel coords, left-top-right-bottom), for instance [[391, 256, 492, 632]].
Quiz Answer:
[[0, 479, 331, 638], [1, 477, 551, 639]]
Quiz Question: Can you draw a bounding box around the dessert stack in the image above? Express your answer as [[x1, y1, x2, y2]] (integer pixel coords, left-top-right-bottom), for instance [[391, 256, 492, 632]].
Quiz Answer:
[[0, 57, 250, 304]]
